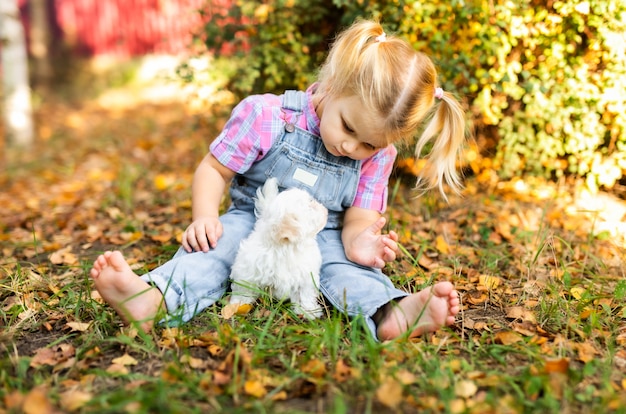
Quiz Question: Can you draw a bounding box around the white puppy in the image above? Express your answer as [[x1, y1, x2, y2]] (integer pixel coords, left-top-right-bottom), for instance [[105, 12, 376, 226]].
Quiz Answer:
[[227, 178, 328, 319]]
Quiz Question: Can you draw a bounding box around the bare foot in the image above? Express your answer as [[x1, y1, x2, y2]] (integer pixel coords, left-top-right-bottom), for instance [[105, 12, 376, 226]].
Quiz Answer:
[[375, 282, 460, 341], [90, 251, 165, 332]]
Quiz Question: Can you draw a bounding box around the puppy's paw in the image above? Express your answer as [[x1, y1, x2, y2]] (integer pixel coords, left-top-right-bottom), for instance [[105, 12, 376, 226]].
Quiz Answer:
[[293, 303, 323, 320]]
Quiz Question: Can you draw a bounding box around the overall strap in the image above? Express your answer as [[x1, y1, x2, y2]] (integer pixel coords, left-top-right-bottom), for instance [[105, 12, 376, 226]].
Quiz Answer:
[[282, 90, 305, 112]]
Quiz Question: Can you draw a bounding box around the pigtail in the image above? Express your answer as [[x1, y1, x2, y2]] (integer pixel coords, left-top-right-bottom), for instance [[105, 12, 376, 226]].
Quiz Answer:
[[317, 19, 468, 201], [414, 91, 466, 201]]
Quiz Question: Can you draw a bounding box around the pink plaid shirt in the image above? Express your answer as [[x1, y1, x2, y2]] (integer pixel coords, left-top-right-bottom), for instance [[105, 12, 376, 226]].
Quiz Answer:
[[210, 85, 397, 213]]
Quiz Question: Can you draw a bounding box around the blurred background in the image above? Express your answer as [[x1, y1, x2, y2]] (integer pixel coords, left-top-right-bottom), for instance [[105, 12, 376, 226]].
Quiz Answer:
[[2, 0, 626, 196]]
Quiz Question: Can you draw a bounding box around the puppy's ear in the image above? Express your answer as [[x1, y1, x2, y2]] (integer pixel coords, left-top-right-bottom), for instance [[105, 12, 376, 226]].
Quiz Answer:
[[274, 214, 301, 243], [255, 178, 279, 217]]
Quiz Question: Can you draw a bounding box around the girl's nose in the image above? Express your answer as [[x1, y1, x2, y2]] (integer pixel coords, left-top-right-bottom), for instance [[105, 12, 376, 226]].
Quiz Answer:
[[341, 140, 358, 154]]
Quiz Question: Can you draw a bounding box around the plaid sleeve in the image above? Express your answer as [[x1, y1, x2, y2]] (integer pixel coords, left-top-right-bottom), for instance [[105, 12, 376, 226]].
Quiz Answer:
[[210, 96, 269, 174], [353, 145, 398, 213]]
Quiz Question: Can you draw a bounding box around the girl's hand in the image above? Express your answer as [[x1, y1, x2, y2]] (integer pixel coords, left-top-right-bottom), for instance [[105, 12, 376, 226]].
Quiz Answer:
[[346, 217, 399, 269], [182, 216, 223, 253]]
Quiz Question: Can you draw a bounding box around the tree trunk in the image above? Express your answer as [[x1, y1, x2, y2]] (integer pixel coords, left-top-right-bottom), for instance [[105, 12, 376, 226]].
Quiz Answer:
[[30, 0, 53, 86], [0, 0, 35, 148]]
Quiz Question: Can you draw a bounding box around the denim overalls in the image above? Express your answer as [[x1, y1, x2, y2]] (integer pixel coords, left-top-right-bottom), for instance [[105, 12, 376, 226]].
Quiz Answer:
[[142, 90, 408, 339]]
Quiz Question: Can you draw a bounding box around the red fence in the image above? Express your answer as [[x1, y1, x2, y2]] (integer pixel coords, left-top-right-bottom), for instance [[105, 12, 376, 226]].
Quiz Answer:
[[18, 0, 233, 57]]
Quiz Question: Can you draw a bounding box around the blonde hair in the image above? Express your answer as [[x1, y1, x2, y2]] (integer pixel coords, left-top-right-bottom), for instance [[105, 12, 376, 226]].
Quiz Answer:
[[317, 20, 467, 199]]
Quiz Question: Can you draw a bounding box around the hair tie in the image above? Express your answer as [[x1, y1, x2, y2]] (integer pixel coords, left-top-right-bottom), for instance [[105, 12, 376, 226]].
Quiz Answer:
[[375, 32, 387, 43], [434, 87, 444, 99]]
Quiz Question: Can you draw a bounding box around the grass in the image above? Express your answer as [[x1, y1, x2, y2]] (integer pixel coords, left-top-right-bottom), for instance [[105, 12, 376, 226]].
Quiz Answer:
[[1, 68, 626, 413]]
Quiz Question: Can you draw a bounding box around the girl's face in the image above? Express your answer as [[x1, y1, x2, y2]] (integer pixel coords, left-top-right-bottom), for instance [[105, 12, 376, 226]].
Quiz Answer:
[[316, 94, 388, 161]]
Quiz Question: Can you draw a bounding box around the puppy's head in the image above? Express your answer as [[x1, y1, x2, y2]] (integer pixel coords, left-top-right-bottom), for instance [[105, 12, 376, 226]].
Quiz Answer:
[[262, 187, 327, 244]]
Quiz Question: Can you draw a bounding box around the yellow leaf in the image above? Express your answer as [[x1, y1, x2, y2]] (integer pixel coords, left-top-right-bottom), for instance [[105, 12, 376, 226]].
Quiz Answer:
[[154, 173, 176, 191], [106, 364, 129, 375], [23, 387, 55, 414], [59, 389, 93, 412], [65, 322, 91, 332], [112, 353, 138, 366], [221, 303, 253, 319], [180, 355, 206, 369], [435, 235, 450, 254], [570, 286, 586, 300], [376, 376, 403, 409], [301, 359, 327, 378], [454, 379, 478, 398], [244, 380, 267, 398], [49, 247, 78, 265], [543, 358, 569, 374], [505, 306, 536, 323], [479, 274, 501, 289], [494, 331, 523, 345], [271, 390, 288, 401]]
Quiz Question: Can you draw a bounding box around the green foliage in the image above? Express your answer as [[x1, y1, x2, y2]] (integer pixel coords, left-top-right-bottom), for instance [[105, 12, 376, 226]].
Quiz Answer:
[[196, 0, 344, 99], [192, 0, 626, 189]]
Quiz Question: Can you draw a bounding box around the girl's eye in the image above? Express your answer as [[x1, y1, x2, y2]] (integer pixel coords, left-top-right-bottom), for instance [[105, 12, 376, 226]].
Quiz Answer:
[[342, 119, 355, 134], [364, 143, 376, 150]]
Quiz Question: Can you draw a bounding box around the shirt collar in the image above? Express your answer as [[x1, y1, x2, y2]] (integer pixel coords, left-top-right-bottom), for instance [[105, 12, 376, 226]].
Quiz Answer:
[[305, 83, 321, 136]]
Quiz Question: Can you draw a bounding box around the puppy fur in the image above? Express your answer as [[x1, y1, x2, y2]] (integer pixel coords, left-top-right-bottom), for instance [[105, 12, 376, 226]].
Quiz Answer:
[[228, 178, 328, 319]]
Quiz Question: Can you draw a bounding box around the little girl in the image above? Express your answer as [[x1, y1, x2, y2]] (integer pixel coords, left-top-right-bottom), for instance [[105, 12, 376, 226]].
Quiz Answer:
[[90, 20, 464, 341]]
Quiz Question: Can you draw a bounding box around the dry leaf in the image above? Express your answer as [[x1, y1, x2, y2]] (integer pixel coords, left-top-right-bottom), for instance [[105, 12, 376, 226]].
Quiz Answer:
[[221, 303, 253, 319], [544, 357, 569, 374], [333, 359, 357, 383], [30, 344, 75, 368], [454, 379, 478, 398], [376, 376, 403, 409], [435, 235, 450, 254], [301, 359, 327, 378], [570, 286, 586, 300], [49, 247, 78, 265], [494, 331, 523, 345], [112, 354, 138, 366], [244, 380, 267, 398], [59, 389, 93, 412], [22, 387, 55, 414], [180, 355, 206, 369], [506, 306, 537, 323], [65, 322, 91, 332], [478, 274, 501, 289], [106, 364, 129, 375]]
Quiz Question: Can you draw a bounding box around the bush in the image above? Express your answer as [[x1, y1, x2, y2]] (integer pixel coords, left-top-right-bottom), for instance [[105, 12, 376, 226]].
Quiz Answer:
[[191, 0, 626, 190]]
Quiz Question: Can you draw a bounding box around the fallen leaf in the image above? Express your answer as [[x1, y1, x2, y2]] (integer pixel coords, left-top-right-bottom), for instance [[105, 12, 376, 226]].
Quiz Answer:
[[494, 331, 523, 345], [112, 354, 138, 366], [49, 247, 78, 265], [301, 359, 326, 379], [573, 341, 599, 363], [59, 389, 93, 412], [106, 364, 129, 375], [22, 387, 54, 414], [543, 357, 569, 374], [244, 380, 268, 398], [65, 322, 91, 332], [506, 306, 537, 323], [221, 303, 253, 319], [30, 343, 75, 368], [454, 379, 478, 398], [478, 274, 501, 289], [333, 359, 358, 383], [570, 286, 587, 300], [180, 354, 206, 369], [376, 376, 403, 409], [435, 235, 450, 254]]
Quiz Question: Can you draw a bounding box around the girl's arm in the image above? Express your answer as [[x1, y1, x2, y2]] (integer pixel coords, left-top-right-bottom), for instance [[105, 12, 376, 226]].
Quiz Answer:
[[341, 206, 399, 269], [182, 153, 236, 252]]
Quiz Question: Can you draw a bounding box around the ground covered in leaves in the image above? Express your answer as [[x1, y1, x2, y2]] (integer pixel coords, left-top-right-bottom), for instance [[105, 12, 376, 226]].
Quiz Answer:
[[1, 71, 626, 413]]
